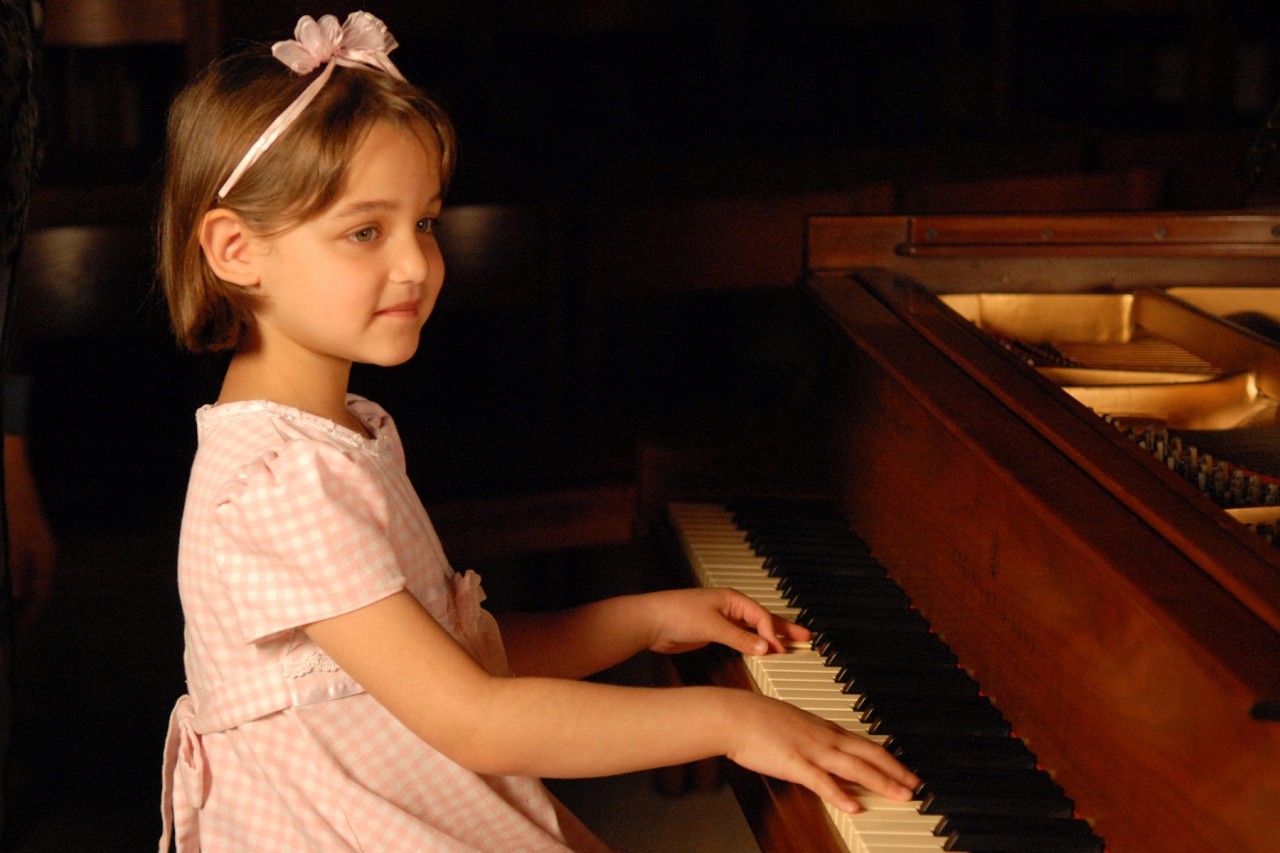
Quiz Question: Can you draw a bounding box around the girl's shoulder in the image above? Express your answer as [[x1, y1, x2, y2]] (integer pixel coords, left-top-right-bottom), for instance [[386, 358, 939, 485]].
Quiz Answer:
[[196, 396, 395, 451], [190, 397, 401, 500]]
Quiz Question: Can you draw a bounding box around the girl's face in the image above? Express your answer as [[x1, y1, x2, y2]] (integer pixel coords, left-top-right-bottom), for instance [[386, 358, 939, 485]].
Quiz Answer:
[[246, 121, 445, 372]]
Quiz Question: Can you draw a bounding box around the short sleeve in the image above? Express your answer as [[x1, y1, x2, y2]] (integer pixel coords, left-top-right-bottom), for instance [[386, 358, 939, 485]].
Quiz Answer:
[[213, 439, 406, 644]]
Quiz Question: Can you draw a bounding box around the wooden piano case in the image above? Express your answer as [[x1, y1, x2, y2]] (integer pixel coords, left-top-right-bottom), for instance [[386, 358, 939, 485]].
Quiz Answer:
[[662, 212, 1280, 853]]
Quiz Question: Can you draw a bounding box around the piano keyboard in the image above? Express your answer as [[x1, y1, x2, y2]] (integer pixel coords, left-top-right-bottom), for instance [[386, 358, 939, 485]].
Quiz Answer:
[[668, 499, 1105, 853]]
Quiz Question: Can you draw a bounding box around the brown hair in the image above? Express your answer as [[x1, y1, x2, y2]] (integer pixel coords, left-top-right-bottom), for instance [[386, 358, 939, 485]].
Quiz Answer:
[[158, 45, 456, 352]]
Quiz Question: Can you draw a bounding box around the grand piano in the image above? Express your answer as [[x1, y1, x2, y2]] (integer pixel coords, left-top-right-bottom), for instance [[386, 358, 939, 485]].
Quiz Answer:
[[658, 212, 1280, 853]]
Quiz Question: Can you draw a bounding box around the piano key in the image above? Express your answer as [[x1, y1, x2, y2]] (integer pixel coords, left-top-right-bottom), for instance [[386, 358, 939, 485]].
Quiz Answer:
[[823, 638, 960, 670], [668, 500, 1105, 853], [780, 575, 911, 604], [844, 669, 982, 700], [943, 837, 1102, 853], [914, 769, 1066, 800], [858, 697, 1009, 730], [866, 710, 1013, 739], [801, 607, 932, 634], [670, 507, 944, 850], [885, 734, 1039, 772], [829, 785, 949, 853], [789, 589, 913, 611], [919, 790, 1076, 819], [934, 814, 1103, 853], [765, 557, 889, 578], [750, 529, 871, 550]]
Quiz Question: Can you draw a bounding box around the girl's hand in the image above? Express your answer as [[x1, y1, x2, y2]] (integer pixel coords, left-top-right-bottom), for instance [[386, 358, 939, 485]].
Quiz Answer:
[[722, 690, 920, 814], [642, 587, 810, 656]]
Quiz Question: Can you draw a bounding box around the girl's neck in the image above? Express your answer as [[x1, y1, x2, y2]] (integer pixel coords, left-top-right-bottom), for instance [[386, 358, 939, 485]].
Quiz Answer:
[[218, 344, 369, 437]]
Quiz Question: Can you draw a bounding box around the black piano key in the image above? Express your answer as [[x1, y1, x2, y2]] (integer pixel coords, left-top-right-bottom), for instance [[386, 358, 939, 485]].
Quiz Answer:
[[920, 789, 1076, 819], [748, 527, 869, 548], [885, 734, 1039, 771], [862, 698, 1012, 738], [915, 768, 1065, 800], [941, 820, 1103, 853], [780, 575, 907, 600], [785, 589, 910, 612], [943, 834, 1103, 853], [799, 606, 931, 634], [826, 647, 960, 672], [858, 694, 1003, 717], [934, 814, 1094, 834], [843, 666, 981, 698], [730, 500, 854, 524], [819, 633, 959, 668], [868, 715, 1012, 738], [730, 502, 853, 530], [753, 530, 866, 548], [826, 649, 960, 674], [764, 556, 887, 577], [779, 574, 909, 601]]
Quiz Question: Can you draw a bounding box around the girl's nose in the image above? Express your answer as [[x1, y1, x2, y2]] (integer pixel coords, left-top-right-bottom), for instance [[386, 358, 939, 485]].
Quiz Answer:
[[393, 232, 434, 283]]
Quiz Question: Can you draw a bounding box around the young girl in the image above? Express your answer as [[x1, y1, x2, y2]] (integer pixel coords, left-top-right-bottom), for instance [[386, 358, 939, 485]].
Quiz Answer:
[[158, 12, 918, 851]]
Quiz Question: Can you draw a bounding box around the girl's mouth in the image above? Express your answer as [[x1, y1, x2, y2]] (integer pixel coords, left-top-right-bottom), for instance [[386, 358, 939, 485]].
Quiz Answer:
[[377, 301, 420, 318]]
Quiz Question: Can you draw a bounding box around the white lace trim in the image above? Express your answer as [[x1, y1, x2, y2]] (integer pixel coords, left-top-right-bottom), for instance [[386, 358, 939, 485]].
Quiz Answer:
[[197, 397, 389, 455], [282, 650, 341, 679]]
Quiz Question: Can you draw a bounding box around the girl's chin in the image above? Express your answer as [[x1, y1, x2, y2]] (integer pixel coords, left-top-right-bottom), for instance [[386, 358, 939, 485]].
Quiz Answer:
[[357, 340, 422, 368], [363, 351, 420, 368]]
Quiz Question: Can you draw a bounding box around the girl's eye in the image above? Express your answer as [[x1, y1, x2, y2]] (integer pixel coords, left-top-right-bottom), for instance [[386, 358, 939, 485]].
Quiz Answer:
[[350, 226, 379, 243], [417, 217, 438, 235]]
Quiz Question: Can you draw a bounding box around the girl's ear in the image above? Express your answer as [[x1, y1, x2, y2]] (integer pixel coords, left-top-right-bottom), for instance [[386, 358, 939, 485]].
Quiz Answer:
[[200, 208, 261, 286]]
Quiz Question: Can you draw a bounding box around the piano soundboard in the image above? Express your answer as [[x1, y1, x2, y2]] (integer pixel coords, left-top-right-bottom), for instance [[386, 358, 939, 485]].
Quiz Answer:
[[667, 499, 1105, 853]]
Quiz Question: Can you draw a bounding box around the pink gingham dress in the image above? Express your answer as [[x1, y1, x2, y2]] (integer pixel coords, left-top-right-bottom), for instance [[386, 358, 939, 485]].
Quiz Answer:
[[159, 397, 610, 852]]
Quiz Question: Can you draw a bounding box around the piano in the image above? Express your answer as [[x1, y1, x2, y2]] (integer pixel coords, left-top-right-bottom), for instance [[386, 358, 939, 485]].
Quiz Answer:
[[653, 212, 1280, 853]]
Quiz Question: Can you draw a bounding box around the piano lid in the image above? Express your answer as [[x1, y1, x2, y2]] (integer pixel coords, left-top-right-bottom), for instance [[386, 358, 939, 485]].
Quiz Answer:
[[806, 213, 1280, 640], [806, 212, 1280, 292]]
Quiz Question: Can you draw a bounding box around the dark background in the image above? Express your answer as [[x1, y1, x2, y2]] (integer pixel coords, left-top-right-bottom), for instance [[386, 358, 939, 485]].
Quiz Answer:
[[35, 1, 1280, 204], [9, 1, 1280, 849], [25, 0, 1280, 511]]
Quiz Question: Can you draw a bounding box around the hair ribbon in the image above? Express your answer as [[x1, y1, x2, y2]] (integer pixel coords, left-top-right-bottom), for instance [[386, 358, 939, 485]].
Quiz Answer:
[[217, 11, 405, 200]]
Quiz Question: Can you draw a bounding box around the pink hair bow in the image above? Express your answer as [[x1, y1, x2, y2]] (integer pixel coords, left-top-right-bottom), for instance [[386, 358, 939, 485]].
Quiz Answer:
[[272, 12, 403, 78], [218, 11, 406, 199]]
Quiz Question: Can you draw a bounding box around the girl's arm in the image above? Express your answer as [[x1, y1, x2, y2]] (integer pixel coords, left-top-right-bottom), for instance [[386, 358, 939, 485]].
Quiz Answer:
[[305, 590, 918, 815], [495, 587, 807, 679]]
